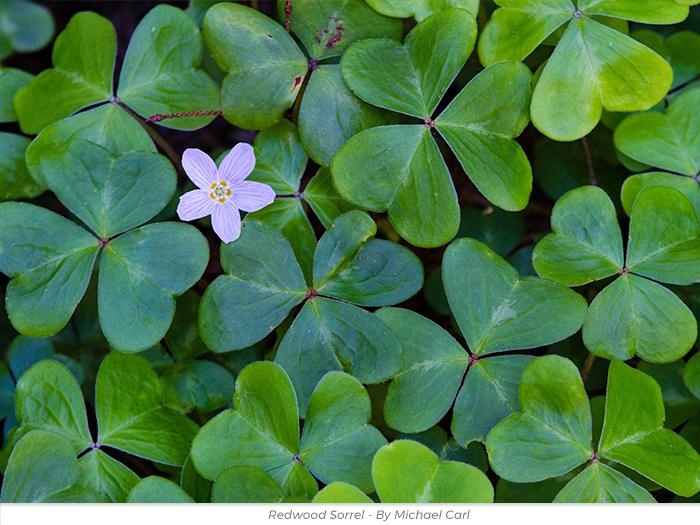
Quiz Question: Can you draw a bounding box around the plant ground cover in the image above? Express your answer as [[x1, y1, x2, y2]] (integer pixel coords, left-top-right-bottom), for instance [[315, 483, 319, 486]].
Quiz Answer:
[[0, 0, 700, 504]]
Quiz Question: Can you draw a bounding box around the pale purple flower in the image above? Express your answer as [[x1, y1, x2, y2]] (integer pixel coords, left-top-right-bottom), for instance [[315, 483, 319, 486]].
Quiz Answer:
[[177, 144, 275, 243]]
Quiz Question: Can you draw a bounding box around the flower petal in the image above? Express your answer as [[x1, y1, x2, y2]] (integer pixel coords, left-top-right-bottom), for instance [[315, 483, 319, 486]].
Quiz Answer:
[[182, 148, 218, 189], [219, 143, 256, 185], [177, 189, 216, 221], [230, 181, 276, 212], [212, 202, 242, 243]]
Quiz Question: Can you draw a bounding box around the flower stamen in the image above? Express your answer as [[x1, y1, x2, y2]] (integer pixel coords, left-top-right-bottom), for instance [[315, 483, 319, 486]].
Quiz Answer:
[[209, 181, 233, 203]]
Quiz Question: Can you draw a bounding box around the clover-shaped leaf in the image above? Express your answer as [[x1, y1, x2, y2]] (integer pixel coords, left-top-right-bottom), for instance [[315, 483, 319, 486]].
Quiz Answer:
[[12, 354, 198, 502], [0, 430, 96, 503], [200, 211, 421, 414], [533, 185, 700, 363], [127, 477, 195, 503], [333, 9, 532, 247], [203, 2, 399, 165], [365, 0, 479, 21], [15, 5, 218, 135], [191, 362, 386, 494], [615, 88, 700, 218], [313, 482, 373, 503], [372, 440, 493, 503], [0, 140, 209, 352], [376, 238, 586, 444], [487, 356, 700, 501], [211, 467, 290, 503], [479, 0, 686, 140]]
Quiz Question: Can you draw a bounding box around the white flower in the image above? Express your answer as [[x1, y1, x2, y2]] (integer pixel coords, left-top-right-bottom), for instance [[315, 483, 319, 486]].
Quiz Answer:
[[176, 144, 275, 243]]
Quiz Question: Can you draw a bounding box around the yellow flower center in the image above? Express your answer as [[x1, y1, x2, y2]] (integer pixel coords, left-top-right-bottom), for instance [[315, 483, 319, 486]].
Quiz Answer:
[[209, 181, 232, 203]]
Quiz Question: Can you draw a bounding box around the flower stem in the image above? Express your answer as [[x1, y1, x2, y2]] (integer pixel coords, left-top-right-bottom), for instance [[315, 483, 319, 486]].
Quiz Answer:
[[581, 352, 596, 384], [581, 136, 597, 186]]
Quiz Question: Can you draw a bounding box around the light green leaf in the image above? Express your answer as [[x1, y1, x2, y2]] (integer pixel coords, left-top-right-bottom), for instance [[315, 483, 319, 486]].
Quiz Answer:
[[248, 119, 307, 194], [533, 186, 624, 286], [283, 0, 403, 60], [0, 132, 41, 201], [553, 462, 655, 502], [96, 352, 199, 466], [626, 187, 700, 285], [300, 64, 398, 167], [365, 0, 479, 21], [199, 220, 307, 352], [127, 476, 194, 503], [312, 482, 372, 503], [0, 67, 32, 122], [275, 297, 401, 417], [15, 361, 91, 452], [180, 454, 212, 503], [99, 223, 208, 353], [620, 172, 700, 221], [578, 0, 689, 23], [300, 372, 387, 493], [582, 274, 697, 363], [444, 238, 588, 355], [203, 3, 307, 129], [436, 61, 533, 211], [331, 125, 459, 248], [14, 12, 116, 134], [376, 308, 467, 433], [78, 449, 139, 503], [41, 140, 176, 238], [118, 5, 219, 130], [639, 360, 700, 429], [341, 9, 475, 118], [486, 356, 593, 482], [191, 362, 298, 483], [212, 466, 285, 503], [26, 104, 155, 188], [452, 355, 536, 446], [0, 430, 84, 503], [372, 440, 493, 503], [303, 168, 358, 229], [0, 202, 99, 337]]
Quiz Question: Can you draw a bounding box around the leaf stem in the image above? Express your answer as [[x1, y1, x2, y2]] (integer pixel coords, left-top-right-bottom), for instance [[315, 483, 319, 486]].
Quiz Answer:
[[581, 136, 597, 186], [581, 352, 595, 384]]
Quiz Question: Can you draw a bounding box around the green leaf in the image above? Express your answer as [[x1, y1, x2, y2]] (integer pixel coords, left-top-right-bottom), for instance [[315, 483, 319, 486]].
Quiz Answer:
[[685, 352, 700, 400], [180, 454, 212, 503], [300, 371, 387, 493], [78, 449, 139, 503], [457, 206, 526, 257], [41, 140, 176, 238], [199, 220, 307, 352], [127, 476, 195, 503], [15, 361, 91, 452], [283, 0, 403, 60], [0, 430, 86, 503], [372, 440, 494, 502], [0, 132, 41, 201], [283, 461, 319, 500], [6, 336, 53, 380], [96, 352, 199, 466], [452, 355, 536, 446], [486, 356, 593, 482], [248, 120, 307, 194], [99, 223, 208, 353], [312, 482, 372, 503], [118, 5, 220, 131], [212, 466, 285, 503], [376, 308, 467, 433], [203, 3, 307, 129], [531, 17, 672, 140], [396, 427, 489, 471], [313, 211, 376, 288], [191, 362, 298, 483], [443, 238, 588, 355], [14, 12, 116, 134], [162, 360, 235, 414], [614, 89, 700, 177], [533, 186, 624, 286], [26, 104, 155, 188], [436, 61, 533, 211], [342, 8, 475, 117], [275, 298, 401, 417], [365, 0, 479, 21], [0, 202, 99, 337], [299, 64, 398, 167], [165, 290, 208, 362], [582, 274, 697, 363], [578, 0, 689, 24], [553, 462, 655, 502], [626, 187, 700, 285], [304, 168, 358, 229], [638, 360, 700, 429], [620, 172, 700, 221], [0, 67, 32, 122], [332, 125, 459, 248], [0, 0, 54, 59]]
